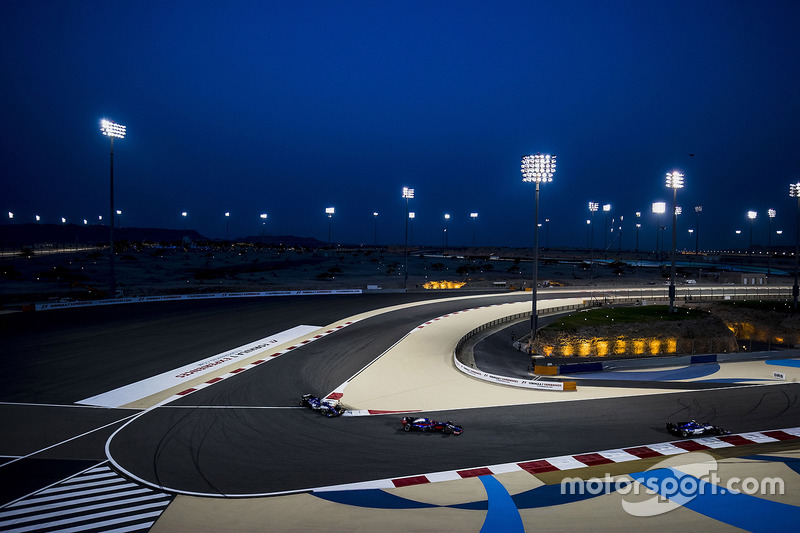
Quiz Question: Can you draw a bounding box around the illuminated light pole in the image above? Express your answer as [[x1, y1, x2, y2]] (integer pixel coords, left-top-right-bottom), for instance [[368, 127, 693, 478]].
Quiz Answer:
[[35, 215, 41, 223], [325, 207, 335, 245], [100, 118, 126, 298], [7, 212, 13, 223], [260, 213, 267, 239], [402, 187, 414, 290], [181, 212, 187, 243], [694, 206, 703, 254], [665, 171, 684, 313], [636, 223, 642, 252], [115, 209, 122, 228], [521, 153, 556, 348], [603, 204, 611, 258], [618, 215, 623, 252], [408, 212, 415, 247], [588, 202, 598, 278], [373, 212, 379, 246], [470, 212, 479, 251], [652, 202, 666, 259], [224, 212, 230, 241], [790, 181, 800, 309], [61, 217, 66, 224], [768, 208, 776, 277], [443, 213, 450, 250], [747, 211, 757, 254]]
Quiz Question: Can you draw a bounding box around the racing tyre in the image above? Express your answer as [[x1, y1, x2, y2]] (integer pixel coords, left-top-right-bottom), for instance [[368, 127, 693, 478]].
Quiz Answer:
[[443, 426, 452, 435], [403, 424, 411, 432], [680, 430, 689, 438]]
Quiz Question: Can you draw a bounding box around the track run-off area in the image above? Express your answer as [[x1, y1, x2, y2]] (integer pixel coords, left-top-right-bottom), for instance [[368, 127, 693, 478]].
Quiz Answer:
[[1, 286, 799, 531]]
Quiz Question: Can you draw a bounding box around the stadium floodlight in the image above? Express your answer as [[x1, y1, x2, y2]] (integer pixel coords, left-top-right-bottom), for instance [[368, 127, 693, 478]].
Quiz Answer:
[[665, 171, 685, 313], [521, 153, 557, 349], [747, 211, 757, 252], [100, 118, 126, 298], [325, 207, 335, 245], [470, 212, 479, 250], [790, 182, 800, 309], [402, 188, 414, 289]]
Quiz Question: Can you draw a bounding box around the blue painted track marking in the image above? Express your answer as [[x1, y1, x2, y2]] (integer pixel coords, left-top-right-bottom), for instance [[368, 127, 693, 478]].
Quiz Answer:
[[478, 476, 524, 533], [631, 467, 800, 532], [766, 359, 800, 369], [563, 364, 720, 381]]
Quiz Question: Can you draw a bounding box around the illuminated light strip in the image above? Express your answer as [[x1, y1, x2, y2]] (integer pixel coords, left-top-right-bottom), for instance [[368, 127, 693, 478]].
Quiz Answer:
[[313, 427, 800, 493]]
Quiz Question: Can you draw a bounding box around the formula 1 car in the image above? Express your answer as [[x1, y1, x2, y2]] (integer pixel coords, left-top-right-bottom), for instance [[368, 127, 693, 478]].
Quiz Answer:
[[666, 420, 730, 438], [401, 417, 462, 435], [300, 394, 344, 417]]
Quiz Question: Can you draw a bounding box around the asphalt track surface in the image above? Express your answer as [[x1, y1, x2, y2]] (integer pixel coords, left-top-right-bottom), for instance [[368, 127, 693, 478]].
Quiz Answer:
[[3, 290, 800, 503]]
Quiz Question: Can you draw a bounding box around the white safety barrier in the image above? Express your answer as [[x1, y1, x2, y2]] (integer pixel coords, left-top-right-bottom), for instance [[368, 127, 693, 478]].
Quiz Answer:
[[454, 356, 573, 390], [35, 289, 362, 311]]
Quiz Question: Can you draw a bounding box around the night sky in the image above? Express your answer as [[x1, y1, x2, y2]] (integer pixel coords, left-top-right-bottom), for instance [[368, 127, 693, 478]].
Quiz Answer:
[[2, 1, 799, 250]]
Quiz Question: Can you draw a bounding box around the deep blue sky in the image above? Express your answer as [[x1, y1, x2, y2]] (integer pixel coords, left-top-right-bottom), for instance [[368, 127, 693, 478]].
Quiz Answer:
[[2, 1, 799, 250]]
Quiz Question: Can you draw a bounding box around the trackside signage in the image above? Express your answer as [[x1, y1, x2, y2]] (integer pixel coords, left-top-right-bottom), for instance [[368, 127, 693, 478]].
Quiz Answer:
[[77, 324, 320, 408], [35, 289, 362, 310], [454, 356, 569, 391]]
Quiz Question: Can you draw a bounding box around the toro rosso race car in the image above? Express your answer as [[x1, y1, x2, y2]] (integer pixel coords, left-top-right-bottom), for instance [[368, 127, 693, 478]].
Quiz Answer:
[[401, 417, 462, 435], [300, 394, 344, 417], [666, 420, 730, 438]]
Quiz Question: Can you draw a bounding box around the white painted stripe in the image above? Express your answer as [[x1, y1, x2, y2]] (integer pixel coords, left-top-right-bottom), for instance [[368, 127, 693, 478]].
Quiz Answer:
[[739, 432, 779, 443], [77, 325, 321, 408], [488, 463, 523, 475], [0, 493, 169, 522], [11, 487, 153, 508], [694, 436, 735, 449], [425, 471, 462, 483], [597, 449, 641, 463], [0, 415, 140, 470], [7, 509, 165, 533], [783, 427, 800, 437], [543, 455, 587, 470], [37, 477, 125, 494], [647, 442, 688, 455]]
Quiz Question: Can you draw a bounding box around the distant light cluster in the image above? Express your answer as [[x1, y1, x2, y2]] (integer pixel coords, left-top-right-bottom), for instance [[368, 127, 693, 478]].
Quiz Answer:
[[521, 154, 556, 183]]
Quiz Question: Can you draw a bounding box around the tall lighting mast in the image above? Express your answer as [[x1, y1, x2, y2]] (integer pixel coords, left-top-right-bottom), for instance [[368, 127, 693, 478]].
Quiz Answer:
[[665, 171, 684, 313], [521, 153, 557, 349], [100, 119, 126, 298]]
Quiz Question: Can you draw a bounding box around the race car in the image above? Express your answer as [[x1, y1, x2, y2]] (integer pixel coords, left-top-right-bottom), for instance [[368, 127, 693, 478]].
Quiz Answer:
[[401, 417, 462, 435], [666, 420, 730, 438], [300, 394, 344, 417]]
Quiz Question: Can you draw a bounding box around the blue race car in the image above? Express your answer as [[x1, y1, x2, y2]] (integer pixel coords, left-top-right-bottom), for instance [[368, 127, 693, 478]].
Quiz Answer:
[[666, 420, 729, 438], [401, 417, 462, 435], [300, 394, 344, 417]]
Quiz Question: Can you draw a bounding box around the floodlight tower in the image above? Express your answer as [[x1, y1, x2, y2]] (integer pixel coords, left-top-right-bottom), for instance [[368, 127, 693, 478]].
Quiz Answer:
[[325, 207, 335, 245], [260, 213, 268, 239], [746, 211, 758, 254], [402, 187, 414, 290], [588, 202, 598, 277], [768, 209, 776, 277], [470, 212, 479, 250], [694, 206, 702, 254], [652, 202, 666, 259], [665, 171, 684, 313], [373, 212, 379, 246], [602, 204, 611, 258], [635, 211, 642, 252], [100, 118, 126, 298], [443, 213, 450, 250], [521, 153, 557, 348], [790, 182, 800, 309], [225, 212, 230, 241]]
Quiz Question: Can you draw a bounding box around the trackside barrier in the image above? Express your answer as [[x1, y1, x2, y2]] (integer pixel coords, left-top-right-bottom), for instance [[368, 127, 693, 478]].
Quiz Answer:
[[453, 355, 577, 391], [34, 289, 363, 311], [453, 285, 794, 387], [537, 348, 800, 376]]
